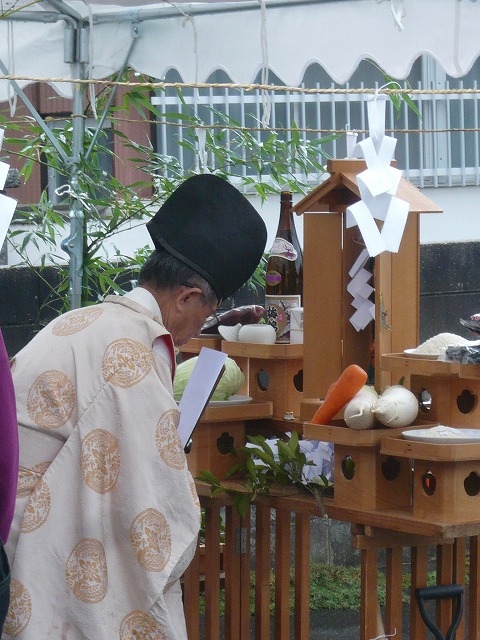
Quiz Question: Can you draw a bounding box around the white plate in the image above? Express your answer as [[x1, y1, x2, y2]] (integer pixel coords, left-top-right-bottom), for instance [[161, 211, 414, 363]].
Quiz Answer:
[[208, 395, 253, 407], [403, 348, 440, 360], [403, 427, 480, 444]]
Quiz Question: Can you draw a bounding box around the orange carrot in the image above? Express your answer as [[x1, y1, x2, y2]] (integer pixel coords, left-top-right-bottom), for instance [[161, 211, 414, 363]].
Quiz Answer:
[[310, 364, 368, 425]]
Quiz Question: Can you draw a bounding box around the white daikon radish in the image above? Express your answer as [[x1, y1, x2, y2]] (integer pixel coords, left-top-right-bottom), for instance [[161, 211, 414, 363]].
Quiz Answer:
[[344, 385, 379, 430], [372, 385, 419, 428]]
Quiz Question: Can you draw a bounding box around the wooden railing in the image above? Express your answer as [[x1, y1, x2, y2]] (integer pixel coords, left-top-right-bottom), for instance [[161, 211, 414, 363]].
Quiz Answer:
[[184, 483, 480, 640], [352, 526, 480, 640], [183, 483, 319, 640]]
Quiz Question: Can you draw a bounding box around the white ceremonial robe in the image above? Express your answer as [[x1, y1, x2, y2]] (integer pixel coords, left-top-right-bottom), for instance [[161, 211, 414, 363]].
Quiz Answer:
[[4, 295, 200, 640]]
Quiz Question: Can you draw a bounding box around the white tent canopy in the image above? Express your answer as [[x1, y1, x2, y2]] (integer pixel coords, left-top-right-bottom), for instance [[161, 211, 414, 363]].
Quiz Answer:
[[0, 0, 479, 102]]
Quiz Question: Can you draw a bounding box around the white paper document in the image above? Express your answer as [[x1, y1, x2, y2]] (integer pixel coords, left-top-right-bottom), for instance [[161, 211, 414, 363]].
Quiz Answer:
[[0, 193, 16, 247], [0, 161, 9, 190], [177, 347, 228, 446]]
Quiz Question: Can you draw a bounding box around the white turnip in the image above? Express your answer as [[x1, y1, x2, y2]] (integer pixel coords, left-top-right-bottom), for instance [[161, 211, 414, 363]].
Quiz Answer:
[[372, 385, 419, 428]]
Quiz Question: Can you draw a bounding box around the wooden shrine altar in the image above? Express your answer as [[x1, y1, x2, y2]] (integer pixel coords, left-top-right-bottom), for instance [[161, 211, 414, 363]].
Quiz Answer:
[[181, 160, 480, 640]]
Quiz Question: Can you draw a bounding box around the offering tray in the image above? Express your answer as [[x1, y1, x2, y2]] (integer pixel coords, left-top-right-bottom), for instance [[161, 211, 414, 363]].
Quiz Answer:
[[381, 430, 480, 461], [303, 418, 434, 445], [200, 400, 272, 422], [221, 341, 303, 359], [381, 352, 480, 380], [179, 335, 223, 356]]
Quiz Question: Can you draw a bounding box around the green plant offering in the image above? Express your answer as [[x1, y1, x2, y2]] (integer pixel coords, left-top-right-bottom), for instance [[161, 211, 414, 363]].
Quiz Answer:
[[197, 432, 333, 518]]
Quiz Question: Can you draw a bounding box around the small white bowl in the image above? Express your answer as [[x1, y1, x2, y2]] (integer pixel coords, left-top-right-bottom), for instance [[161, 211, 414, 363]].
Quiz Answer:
[[238, 324, 276, 345], [218, 323, 242, 342]]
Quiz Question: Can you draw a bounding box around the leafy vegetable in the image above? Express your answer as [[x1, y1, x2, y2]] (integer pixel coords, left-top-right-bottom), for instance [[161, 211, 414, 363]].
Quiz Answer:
[[174, 356, 244, 402]]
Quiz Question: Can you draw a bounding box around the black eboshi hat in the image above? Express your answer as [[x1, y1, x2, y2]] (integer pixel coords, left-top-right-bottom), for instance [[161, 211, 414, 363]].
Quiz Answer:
[[146, 174, 267, 301]]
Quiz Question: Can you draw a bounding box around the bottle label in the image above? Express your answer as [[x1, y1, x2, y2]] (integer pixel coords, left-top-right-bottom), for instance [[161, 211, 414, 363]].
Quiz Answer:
[[268, 238, 298, 261], [265, 270, 282, 286], [265, 295, 301, 343]]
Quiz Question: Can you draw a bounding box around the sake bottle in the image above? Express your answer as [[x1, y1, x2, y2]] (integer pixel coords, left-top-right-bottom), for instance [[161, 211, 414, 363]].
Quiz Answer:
[[265, 191, 303, 343]]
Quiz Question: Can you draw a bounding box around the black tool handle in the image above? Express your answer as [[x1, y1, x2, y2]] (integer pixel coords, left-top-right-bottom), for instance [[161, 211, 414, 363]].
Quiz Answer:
[[415, 584, 463, 640]]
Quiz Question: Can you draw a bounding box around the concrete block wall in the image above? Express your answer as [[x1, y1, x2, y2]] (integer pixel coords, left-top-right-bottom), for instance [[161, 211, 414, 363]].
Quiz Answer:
[[0, 266, 62, 356], [420, 242, 480, 343]]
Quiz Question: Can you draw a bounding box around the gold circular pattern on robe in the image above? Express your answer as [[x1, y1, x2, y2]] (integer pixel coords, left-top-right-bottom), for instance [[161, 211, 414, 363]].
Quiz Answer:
[[4, 578, 32, 636], [102, 338, 153, 388], [65, 538, 108, 604], [189, 479, 201, 514], [27, 369, 76, 429], [119, 610, 167, 640], [155, 408, 185, 471], [52, 307, 103, 336], [17, 462, 51, 499], [20, 478, 51, 533], [130, 508, 172, 572], [81, 429, 120, 494]]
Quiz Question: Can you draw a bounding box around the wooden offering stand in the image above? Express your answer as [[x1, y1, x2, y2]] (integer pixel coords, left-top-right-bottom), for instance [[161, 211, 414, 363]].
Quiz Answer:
[[220, 341, 304, 420], [179, 336, 306, 478], [303, 420, 415, 514], [180, 164, 480, 640], [184, 399, 273, 479], [379, 353, 480, 526]]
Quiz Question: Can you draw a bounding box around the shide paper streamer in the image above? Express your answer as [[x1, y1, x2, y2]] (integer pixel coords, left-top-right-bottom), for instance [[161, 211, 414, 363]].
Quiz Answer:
[[0, 129, 17, 253], [346, 94, 409, 331]]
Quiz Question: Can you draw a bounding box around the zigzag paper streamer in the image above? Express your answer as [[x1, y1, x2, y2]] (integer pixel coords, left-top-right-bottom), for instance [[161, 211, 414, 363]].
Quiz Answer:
[[348, 247, 375, 332], [346, 94, 409, 330]]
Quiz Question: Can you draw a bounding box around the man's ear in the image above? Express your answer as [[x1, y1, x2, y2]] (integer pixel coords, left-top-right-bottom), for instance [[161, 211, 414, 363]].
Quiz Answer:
[[176, 286, 203, 311]]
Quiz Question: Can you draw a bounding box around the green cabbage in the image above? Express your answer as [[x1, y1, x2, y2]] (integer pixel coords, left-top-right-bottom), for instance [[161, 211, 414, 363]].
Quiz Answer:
[[174, 356, 245, 402]]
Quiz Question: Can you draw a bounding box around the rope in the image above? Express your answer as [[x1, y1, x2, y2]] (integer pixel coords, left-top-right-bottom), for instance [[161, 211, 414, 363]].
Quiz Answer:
[[2, 74, 480, 95], [4, 113, 480, 136]]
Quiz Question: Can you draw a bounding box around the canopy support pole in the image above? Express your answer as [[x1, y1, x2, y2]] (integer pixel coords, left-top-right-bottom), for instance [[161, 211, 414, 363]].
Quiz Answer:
[[60, 58, 86, 310]]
